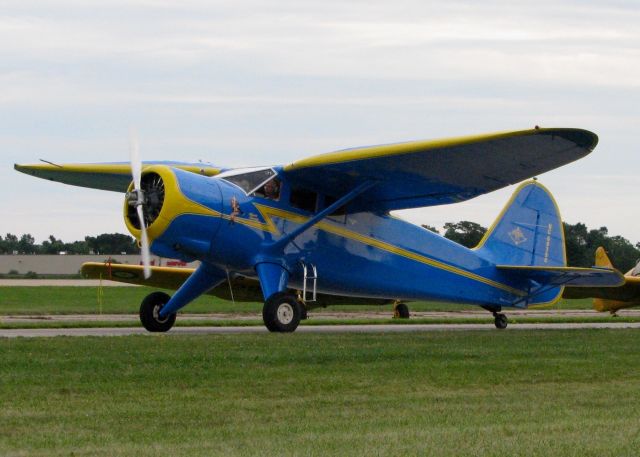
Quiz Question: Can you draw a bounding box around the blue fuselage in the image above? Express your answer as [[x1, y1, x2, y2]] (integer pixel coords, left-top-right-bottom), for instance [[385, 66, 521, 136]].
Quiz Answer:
[[148, 167, 530, 308]]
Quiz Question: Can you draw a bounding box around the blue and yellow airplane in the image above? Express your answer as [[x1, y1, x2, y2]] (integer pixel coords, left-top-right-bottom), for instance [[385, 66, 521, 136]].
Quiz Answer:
[[15, 127, 624, 332]]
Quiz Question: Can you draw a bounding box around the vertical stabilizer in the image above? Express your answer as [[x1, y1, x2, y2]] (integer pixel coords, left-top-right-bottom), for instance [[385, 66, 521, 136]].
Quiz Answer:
[[475, 181, 566, 307], [594, 246, 614, 269], [475, 181, 566, 268]]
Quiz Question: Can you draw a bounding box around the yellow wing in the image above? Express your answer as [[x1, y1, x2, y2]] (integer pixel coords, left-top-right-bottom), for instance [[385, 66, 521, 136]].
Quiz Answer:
[[81, 262, 263, 302]]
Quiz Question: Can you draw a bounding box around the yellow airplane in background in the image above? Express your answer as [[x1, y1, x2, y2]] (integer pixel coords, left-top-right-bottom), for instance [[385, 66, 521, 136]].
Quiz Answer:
[[564, 247, 640, 314]]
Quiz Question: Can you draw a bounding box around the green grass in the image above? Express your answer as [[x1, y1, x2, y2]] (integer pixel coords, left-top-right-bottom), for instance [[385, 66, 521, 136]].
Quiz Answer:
[[0, 286, 595, 315], [1, 330, 640, 456]]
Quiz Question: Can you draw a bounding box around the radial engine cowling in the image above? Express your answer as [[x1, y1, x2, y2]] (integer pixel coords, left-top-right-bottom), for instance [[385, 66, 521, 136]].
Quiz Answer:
[[123, 165, 223, 261]]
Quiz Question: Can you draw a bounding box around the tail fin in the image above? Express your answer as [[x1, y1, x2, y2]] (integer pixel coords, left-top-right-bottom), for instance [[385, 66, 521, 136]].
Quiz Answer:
[[592, 247, 628, 313], [594, 246, 614, 269], [475, 181, 566, 267]]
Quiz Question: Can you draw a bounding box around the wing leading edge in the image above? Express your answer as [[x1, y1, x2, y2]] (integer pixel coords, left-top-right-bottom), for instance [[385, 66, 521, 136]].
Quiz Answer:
[[14, 161, 223, 192], [283, 127, 597, 212]]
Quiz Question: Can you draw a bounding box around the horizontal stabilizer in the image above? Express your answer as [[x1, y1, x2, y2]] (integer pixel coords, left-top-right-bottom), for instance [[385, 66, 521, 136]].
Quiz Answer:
[[497, 265, 624, 288]]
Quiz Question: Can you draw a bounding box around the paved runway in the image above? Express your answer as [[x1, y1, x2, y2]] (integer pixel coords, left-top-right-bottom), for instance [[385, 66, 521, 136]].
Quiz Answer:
[[2, 322, 640, 338]]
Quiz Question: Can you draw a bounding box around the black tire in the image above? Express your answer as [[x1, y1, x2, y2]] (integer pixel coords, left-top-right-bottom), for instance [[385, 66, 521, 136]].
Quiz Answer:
[[140, 291, 176, 333], [494, 313, 508, 330], [394, 303, 410, 319], [262, 292, 302, 333]]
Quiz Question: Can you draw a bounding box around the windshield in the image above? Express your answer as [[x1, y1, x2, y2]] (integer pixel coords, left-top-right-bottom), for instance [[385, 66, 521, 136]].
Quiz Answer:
[[219, 168, 276, 194]]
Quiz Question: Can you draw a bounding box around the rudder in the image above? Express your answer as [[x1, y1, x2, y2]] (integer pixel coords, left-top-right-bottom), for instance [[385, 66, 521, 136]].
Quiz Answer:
[[475, 181, 566, 268]]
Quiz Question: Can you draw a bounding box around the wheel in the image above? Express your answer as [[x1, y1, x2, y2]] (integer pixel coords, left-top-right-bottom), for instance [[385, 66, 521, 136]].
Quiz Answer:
[[494, 313, 508, 329], [394, 303, 410, 319], [262, 292, 302, 333], [140, 291, 176, 332]]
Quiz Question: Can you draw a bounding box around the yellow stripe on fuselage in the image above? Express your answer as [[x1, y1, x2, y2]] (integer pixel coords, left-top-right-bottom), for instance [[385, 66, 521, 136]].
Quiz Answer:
[[252, 204, 526, 297]]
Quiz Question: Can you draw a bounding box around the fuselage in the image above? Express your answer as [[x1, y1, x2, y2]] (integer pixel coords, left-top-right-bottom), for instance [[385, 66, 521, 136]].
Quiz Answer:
[[137, 166, 529, 309]]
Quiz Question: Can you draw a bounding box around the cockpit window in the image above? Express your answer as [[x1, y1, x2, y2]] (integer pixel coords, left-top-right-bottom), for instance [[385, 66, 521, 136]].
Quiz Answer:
[[632, 259, 640, 277], [219, 168, 276, 195], [255, 178, 281, 200]]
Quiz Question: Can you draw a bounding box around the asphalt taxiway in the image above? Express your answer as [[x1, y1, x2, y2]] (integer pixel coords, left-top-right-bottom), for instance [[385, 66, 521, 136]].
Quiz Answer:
[[2, 322, 640, 338]]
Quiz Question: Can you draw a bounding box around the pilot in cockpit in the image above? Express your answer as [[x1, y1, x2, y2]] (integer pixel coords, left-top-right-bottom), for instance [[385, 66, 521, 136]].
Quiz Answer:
[[262, 178, 280, 200]]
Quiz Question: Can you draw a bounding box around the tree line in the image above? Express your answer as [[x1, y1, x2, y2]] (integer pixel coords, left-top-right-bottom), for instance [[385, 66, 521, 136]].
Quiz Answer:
[[2, 222, 639, 272], [0, 233, 140, 255]]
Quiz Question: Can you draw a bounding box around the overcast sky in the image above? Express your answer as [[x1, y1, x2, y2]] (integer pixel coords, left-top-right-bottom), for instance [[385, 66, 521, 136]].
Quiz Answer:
[[1, 0, 639, 246]]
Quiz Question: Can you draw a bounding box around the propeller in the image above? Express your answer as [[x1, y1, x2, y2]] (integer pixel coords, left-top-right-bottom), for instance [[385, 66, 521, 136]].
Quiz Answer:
[[129, 131, 152, 279]]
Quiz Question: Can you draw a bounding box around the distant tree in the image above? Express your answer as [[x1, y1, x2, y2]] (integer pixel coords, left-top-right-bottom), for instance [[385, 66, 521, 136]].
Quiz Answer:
[[443, 221, 487, 248], [64, 240, 90, 255], [562, 223, 640, 271], [18, 234, 37, 254], [601, 235, 640, 273], [421, 225, 440, 234], [563, 222, 590, 267], [41, 235, 66, 254], [3, 233, 19, 254], [85, 233, 139, 254]]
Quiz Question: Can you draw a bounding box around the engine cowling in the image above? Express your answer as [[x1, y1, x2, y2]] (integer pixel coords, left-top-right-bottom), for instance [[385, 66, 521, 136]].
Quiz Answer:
[[123, 165, 223, 261]]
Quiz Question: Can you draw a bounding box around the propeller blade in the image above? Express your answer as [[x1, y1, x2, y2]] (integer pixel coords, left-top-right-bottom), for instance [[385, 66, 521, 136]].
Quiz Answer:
[[131, 130, 151, 279], [130, 130, 142, 192], [136, 205, 151, 279]]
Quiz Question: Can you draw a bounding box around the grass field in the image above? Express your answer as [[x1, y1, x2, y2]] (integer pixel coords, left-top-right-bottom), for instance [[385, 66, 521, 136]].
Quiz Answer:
[[0, 286, 596, 315], [2, 330, 640, 456]]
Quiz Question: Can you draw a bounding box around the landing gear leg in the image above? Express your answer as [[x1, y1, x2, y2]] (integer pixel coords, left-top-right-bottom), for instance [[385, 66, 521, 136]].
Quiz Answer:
[[393, 302, 410, 319]]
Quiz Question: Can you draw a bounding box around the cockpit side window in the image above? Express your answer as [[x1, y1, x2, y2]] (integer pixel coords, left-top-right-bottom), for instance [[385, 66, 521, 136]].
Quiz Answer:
[[290, 187, 317, 213], [254, 178, 281, 201], [220, 169, 275, 195]]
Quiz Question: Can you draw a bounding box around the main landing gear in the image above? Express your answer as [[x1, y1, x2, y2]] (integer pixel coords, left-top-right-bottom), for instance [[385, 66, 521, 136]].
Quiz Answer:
[[482, 306, 508, 329], [140, 291, 177, 332], [393, 302, 410, 319], [494, 312, 508, 329], [262, 292, 304, 332]]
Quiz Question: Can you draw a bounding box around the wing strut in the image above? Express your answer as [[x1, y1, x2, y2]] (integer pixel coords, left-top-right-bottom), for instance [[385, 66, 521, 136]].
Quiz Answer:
[[267, 180, 377, 253]]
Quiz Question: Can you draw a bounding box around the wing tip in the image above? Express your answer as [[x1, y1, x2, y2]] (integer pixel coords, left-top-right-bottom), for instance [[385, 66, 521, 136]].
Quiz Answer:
[[538, 128, 599, 152]]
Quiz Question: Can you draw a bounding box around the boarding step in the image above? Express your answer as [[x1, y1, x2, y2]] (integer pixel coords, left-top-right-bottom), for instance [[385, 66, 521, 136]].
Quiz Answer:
[[300, 262, 317, 303]]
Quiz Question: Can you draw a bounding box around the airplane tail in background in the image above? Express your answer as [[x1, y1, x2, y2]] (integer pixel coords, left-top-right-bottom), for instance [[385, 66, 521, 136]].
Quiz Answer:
[[475, 181, 565, 268], [594, 246, 614, 269], [592, 247, 638, 313], [476, 181, 623, 307]]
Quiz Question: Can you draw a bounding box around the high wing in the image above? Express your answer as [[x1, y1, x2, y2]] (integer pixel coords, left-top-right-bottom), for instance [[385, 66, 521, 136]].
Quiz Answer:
[[283, 127, 597, 212], [14, 161, 223, 192]]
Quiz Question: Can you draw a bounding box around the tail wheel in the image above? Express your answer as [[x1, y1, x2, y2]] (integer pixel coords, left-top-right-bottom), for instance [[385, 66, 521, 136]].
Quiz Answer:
[[263, 292, 302, 333], [140, 291, 176, 332], [394, 303, 410, 319]]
